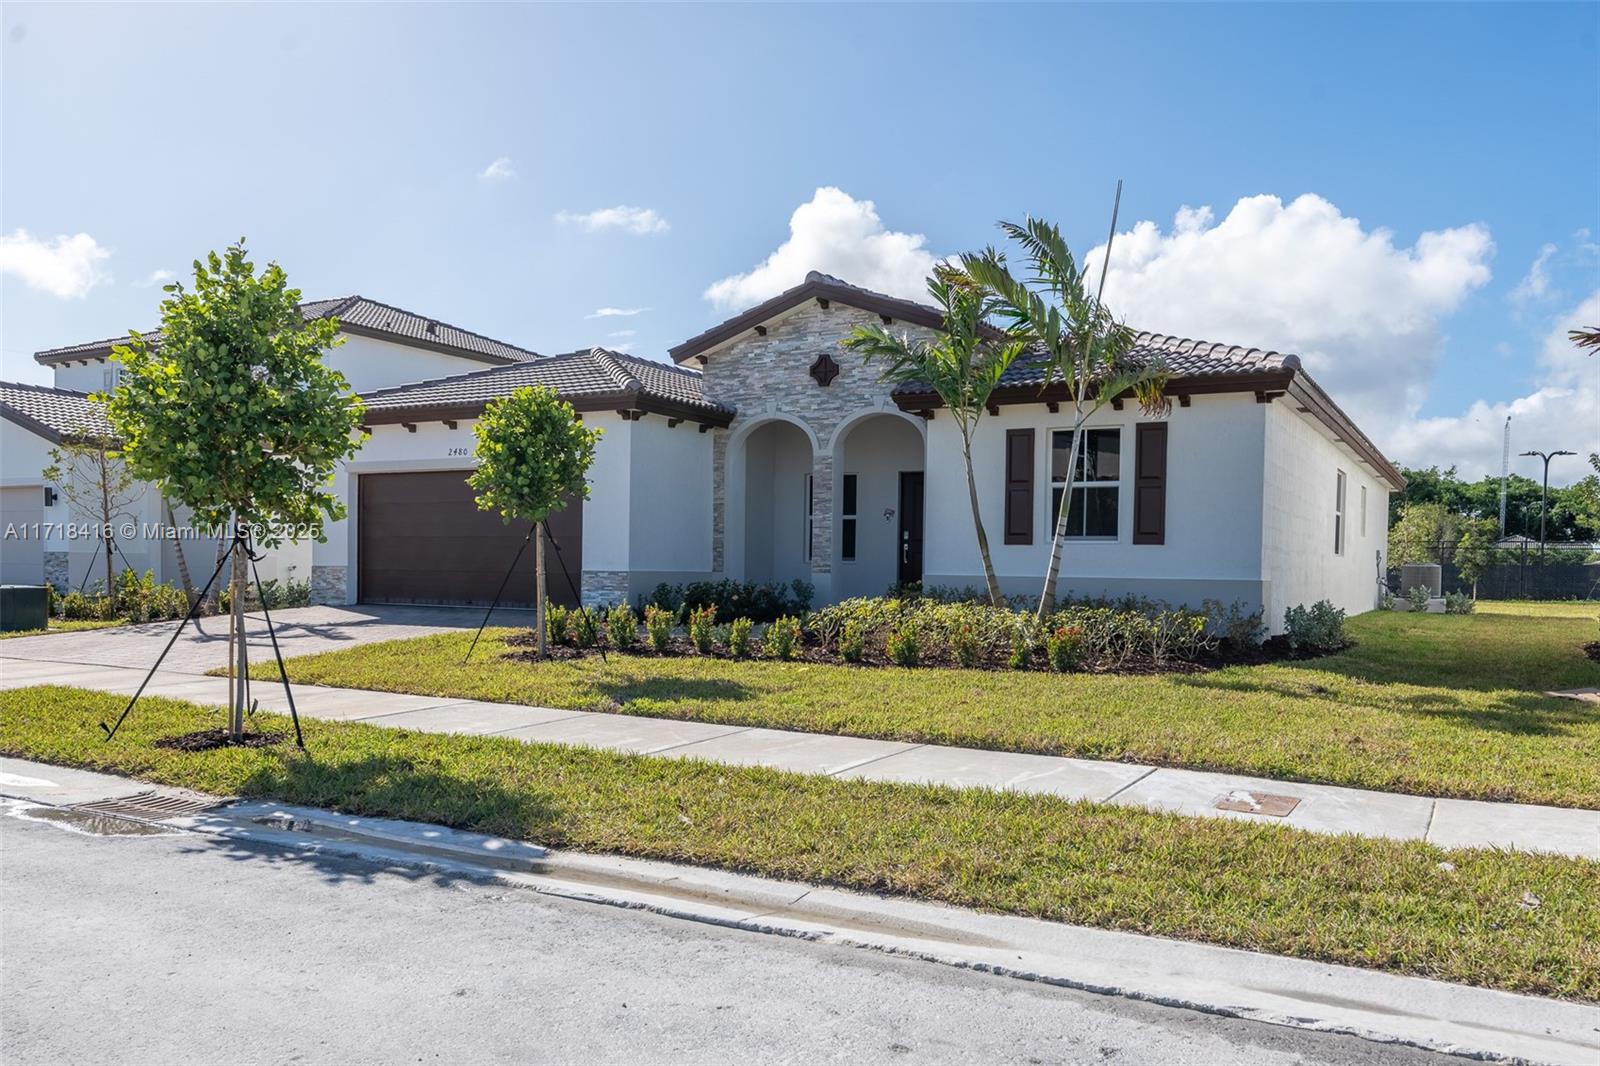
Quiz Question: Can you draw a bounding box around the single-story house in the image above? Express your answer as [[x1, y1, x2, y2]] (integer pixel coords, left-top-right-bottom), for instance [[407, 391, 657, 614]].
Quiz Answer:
[[8, 274, 1403, 631], [2, 296, 539, 593]]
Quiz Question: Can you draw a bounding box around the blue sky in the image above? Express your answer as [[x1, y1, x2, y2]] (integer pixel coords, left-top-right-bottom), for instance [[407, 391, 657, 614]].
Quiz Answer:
[[3, 3, 1596, 482]]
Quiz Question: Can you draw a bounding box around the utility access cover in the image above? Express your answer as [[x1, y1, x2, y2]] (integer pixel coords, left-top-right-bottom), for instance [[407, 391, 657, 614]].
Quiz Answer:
[[1215, 790, 1301, 817]]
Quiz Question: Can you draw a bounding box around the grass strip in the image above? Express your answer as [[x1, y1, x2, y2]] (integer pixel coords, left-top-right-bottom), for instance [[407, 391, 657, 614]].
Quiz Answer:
[[243, 603, 1600, 808], [4, 684, 1596, 1001]]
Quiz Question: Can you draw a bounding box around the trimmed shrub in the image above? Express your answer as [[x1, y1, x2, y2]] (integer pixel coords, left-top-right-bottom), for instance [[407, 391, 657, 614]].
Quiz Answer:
[[571, 606, 601, 649], [606, 604, 637, 649], [728, 616, 753, 659], [641, 578, 813, 624], [688, 604, 717, 654], [644, 604, 674, 652], [764, 615, 801, 661], [1406, 585, 1432, 612], [885, 619, 921, 667], [1007, 623, 1033, 670], [1444, 591, 1475, 615], [838, 619, 866, 663], [1046, 625, 1085, 672], [1202, 598, 1265, 648], [1283, 600, 1347, 652], [546, 603, 570, 646], [947, 615, 981, 668]]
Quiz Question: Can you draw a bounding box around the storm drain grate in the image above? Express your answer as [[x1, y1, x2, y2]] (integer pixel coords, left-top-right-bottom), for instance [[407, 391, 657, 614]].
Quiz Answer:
[[70, 790, 222, 822]]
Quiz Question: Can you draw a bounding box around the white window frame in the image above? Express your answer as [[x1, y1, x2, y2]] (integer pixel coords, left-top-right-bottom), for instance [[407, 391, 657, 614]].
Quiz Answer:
[[1334, 470, 1347, 556], [840, 472, 858, 562], [1359, 484, 1367, 538], [1050, 427, 1122, 541]]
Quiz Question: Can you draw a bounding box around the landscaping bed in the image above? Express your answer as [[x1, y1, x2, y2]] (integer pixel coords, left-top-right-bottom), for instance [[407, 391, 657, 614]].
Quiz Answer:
[[3, 684, 1596, 1001], [243, 601, 1600, 808]]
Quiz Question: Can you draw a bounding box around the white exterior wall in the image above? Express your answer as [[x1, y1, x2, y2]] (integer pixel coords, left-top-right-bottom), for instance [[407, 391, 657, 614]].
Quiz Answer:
[[923, 395, 1269, 612], [1260, 401, 1390, 626], [625, 416, 714, 588]]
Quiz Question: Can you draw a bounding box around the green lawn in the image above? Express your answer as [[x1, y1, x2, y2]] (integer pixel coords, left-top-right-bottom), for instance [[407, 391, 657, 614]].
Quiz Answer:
[[0, 618, 127, 640], [243, 601, 1600, 808], [3, 684, 1595, 1000]]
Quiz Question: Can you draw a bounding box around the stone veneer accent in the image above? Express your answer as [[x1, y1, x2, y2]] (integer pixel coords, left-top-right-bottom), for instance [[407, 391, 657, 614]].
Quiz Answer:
[[310, 564, 347, 605], [44, 551, 69, 592], [580, 569, 630, 609], [702, 302, 936, 581]]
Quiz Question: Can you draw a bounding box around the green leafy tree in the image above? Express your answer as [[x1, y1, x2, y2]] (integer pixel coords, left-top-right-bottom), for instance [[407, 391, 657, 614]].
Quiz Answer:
[[964, 218, 1168, 617], [1388, 502, 1460, 565], [104, 240, 366, 736], [1453, 517, 1499, 598], [469, 385, 601, 655], [842, 266, 1029, 607], [42, 434, 144, 609]]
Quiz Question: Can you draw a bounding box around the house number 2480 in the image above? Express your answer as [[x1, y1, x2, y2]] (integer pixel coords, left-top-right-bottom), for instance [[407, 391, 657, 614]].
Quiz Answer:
[[447, 446, 470, 457]]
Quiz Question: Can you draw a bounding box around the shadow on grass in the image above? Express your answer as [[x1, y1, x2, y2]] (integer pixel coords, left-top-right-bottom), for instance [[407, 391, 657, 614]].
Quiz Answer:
[[592, 677, 753, 706], [1172, 670, 1595, 737], [232, 750, 563, 853]]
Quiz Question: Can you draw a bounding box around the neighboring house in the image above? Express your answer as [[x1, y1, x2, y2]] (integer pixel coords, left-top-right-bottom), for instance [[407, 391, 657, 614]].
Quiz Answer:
[[3, 297, 539, 594], [307, 272, 1402, 631]]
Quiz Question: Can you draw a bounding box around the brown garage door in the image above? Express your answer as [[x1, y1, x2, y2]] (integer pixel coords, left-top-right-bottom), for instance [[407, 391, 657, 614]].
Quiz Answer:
[[358, 470, 583, 608]]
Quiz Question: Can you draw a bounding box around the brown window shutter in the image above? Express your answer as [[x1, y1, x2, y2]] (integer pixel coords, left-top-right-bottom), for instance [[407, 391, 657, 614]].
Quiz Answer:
[[1004, 428, 1034, 545], [1133, 422, 1168, 545]]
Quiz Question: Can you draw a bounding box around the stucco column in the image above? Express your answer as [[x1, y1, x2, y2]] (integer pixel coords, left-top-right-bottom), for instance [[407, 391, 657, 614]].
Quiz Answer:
[[711, 428, 728, 574]]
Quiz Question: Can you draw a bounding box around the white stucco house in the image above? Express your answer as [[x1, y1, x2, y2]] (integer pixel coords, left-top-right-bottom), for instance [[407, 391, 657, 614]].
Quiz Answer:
[[5, 274, 1403, 631], [1, 296, 539, 593]]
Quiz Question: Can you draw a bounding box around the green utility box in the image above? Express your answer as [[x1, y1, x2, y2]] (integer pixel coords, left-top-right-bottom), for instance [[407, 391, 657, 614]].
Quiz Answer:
[[0, 585, 49, 633]]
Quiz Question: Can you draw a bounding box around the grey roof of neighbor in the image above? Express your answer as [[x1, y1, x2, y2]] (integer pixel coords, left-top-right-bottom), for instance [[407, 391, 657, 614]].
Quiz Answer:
[[0, 381, 113, 442], [359, 348, 733, 422], [33, 296, 541, 367]]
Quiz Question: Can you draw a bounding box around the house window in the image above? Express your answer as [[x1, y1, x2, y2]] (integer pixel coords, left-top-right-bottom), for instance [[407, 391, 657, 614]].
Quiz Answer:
[[804, 474, 815, 562], [1359, 485, 1368, 538], [102, 366, 120, 389], [1334, 470, 1347, 555], [1051, 428, 1121, 538], [841, 473, 858, 561]]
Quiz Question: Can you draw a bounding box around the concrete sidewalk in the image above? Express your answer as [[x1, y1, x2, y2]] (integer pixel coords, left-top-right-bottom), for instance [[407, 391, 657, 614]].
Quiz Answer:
[[3, 654, 1597, 860]]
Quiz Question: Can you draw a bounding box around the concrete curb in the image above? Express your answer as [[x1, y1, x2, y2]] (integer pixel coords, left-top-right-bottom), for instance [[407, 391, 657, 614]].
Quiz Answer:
[[4, 759, 1598, 1064], [179, 801, 1600, 1065]]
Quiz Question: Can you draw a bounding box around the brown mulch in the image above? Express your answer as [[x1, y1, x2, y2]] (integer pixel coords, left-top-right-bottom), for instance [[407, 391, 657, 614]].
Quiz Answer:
[[503, 629, 1330, 675], [154, 728, 287, 752], [1583, 640, 1600, 664]]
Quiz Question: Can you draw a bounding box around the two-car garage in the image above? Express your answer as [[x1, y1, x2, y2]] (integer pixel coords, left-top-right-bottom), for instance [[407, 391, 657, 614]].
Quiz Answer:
[[356, 470, 583, 608]]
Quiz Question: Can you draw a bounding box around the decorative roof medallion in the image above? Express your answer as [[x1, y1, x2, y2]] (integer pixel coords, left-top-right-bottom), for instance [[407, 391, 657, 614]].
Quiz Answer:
[[809, 352, 840, 387]]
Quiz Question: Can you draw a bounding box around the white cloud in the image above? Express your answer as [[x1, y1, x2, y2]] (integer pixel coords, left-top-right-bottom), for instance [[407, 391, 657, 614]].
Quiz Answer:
[[585, 306, 649, 319], [607, 329, 637, 338], [555, 206, 669, 235], [135, 268, 175, 288], [0, 229, 111, 298], [479, 157, 516, 182], [1385, 292, 1599, 484], [1083, 193, 1495, 451], [1509, 242, 1558, 306], [703, 187, 938, 310]]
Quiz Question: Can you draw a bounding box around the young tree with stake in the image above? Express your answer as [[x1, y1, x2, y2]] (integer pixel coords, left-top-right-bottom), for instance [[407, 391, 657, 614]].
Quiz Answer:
[[105, 240, 366, 739], [469, 386, 601, 656], [42, 433, 144, 611]]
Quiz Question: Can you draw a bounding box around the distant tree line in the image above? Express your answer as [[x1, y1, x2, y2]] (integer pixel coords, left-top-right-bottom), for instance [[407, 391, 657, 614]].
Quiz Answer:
[[1389, 460, 1600, 544]]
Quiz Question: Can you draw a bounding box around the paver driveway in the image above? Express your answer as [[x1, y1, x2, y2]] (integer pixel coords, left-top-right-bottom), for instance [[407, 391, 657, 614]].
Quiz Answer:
[[0, 605, 523, 675]]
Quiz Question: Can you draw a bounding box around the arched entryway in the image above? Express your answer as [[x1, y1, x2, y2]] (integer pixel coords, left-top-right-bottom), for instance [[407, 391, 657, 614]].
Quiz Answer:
[[740, 419, 816, 587], [832, 413, 925, 598]]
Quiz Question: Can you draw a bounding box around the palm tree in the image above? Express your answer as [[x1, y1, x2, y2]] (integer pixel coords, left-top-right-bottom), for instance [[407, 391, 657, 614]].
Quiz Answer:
[[964, 217, 1168, 618], [842, 265, 1029, 607]]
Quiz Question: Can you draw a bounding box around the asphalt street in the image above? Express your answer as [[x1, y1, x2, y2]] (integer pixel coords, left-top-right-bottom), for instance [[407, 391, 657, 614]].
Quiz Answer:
[[0, 809, 1460, 1066]]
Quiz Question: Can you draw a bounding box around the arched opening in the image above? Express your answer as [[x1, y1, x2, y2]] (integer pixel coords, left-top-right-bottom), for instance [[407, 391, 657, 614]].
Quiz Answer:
[[833, 413, 925, 598], [741, 419, 815, 587]]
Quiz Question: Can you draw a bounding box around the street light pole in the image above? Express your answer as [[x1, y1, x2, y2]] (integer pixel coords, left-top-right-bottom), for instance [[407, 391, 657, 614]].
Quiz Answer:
[[1519, 449, 1575, 586]]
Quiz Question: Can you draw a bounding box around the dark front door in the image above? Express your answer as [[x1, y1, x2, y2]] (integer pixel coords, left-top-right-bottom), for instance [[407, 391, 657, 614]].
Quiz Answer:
[[897, 471, 924, 585], [358, 470, 583, 608]]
